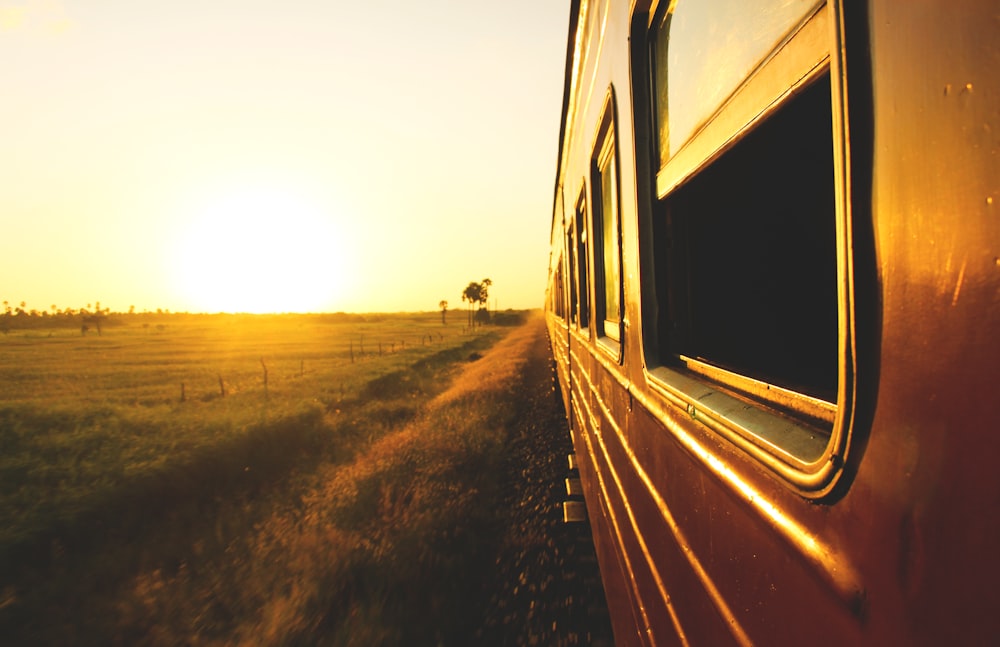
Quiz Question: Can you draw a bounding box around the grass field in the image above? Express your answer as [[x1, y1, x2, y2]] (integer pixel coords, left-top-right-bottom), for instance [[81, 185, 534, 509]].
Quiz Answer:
[[0, 311, 526, 644]]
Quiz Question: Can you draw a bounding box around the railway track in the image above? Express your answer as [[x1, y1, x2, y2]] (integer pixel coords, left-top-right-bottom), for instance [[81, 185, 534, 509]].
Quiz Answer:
[[475, 316, 613, 646]]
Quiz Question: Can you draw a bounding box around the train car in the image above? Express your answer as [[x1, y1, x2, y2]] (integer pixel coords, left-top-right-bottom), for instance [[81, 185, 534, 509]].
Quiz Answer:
[[544, 0, 999, 644]]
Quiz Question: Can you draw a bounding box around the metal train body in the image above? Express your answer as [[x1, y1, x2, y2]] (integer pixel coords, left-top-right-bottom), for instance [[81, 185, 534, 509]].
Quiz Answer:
[[544, 1, 999, 644]]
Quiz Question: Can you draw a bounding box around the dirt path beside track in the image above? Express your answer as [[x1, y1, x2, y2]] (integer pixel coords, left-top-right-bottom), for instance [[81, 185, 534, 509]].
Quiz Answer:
[[474, 314, 614, 646]]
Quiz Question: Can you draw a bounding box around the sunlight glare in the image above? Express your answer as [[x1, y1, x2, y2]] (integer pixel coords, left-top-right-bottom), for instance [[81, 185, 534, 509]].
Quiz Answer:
[[171, 184, 353, 313]]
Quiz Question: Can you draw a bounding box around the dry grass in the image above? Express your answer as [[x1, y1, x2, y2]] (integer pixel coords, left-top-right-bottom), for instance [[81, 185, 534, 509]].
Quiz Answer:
[[1, 312, 538, 645], [0, 312, 486, 556], [113, 314, 543, 646]]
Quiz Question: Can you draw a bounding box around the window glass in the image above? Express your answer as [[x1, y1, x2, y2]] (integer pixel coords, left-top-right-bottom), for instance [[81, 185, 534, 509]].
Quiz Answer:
[[551, 254, 566, 319], [653, 0, 821, 165], [567, 224, 579, 325], [595, 128, 621, 340], [574, 194, 590, 329]]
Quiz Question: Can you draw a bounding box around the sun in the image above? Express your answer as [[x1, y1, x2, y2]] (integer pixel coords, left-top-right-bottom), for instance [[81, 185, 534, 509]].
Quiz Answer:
[[170, 183, 353, 313]]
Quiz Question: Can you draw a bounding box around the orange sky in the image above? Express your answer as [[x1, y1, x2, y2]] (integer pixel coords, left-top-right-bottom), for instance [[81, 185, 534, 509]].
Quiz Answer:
[[0, 1, 568, 314]]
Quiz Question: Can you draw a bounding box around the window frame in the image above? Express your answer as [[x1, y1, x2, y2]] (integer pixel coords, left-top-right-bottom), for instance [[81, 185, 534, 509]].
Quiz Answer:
[[636, 0, 858, 496], [591, 91, 625, 354]]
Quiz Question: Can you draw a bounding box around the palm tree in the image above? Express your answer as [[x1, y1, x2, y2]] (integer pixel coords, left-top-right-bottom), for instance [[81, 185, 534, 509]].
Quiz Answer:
[[438, 300, 448, 325], [478, 279, 492, 323], [461, 279, 493, 328], [461, 282, 482, 329]]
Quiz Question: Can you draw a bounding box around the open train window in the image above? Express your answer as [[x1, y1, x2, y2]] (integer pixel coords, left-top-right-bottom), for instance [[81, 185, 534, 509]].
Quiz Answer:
[[639, 0, 855, 491], [662, 77, 837, 403], [592, 96, 623, 350]]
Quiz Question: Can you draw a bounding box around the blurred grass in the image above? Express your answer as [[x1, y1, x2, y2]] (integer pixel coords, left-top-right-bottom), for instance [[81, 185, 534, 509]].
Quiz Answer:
[[0, 311, 534, 645]]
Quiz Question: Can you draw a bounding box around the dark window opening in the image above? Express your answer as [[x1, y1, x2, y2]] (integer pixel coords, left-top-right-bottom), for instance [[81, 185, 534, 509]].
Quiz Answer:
[[656, 75, 838, 401]]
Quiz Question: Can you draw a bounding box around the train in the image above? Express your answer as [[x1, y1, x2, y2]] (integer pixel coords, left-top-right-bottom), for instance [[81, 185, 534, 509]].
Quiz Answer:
[[544, 0, 999, 644]]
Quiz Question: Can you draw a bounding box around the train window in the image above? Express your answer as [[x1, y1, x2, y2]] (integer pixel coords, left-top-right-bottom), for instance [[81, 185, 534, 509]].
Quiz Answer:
[[653, 0, 823, 164], [592, 100, 623, 346], [551, 253, 566, 320], [640, 0, 853, 484], [661, 77, 837, 402], [567, 221, 579, 326], [572, 191, 590, 331]]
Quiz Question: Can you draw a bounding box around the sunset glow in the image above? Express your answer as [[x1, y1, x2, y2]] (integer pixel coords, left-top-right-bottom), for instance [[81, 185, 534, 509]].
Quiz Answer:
[[0, 1, 568, 314], [171, 183, 353, 314]]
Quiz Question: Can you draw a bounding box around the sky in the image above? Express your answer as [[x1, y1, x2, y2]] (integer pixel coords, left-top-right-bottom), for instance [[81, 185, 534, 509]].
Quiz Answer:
[[0, 0, 569, 314]]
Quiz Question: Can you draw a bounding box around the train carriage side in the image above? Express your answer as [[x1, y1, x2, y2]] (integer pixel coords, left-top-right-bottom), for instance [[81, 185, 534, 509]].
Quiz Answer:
[[545, 0, 1000, 645]]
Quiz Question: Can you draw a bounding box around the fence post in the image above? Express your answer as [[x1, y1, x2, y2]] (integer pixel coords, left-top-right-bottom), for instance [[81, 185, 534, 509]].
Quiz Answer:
[[261, 357, 268, 395]]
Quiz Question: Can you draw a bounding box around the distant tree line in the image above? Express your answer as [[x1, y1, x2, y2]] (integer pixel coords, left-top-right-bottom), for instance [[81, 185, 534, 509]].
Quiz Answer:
[[0, 300, 178, 334]]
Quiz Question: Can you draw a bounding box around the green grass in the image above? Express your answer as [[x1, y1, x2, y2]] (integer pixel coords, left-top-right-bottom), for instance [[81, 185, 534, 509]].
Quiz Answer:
[[0, 314, 494, 559], [0, 311, 531, 644]]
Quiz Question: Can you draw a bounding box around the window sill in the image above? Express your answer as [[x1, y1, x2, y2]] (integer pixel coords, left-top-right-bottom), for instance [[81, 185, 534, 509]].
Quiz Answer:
[[597, 335, 621, 362], [647, 364, 832, 467]]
